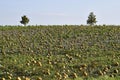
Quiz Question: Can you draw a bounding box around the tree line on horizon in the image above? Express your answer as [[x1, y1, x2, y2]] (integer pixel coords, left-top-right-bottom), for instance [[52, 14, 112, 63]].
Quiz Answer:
[[20, 12, 97, 26]]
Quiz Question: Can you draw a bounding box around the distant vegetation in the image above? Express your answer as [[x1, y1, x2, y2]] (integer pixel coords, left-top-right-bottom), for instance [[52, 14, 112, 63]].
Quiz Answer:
[[87, 12, 97, 26], [0, 25, 120, 80], [19, 12, 97, 26], [20, 15, 29, 26]]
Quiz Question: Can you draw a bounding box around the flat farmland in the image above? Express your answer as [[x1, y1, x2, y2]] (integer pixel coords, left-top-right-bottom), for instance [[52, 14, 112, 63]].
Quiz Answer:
[[0, 25, 120, 80]]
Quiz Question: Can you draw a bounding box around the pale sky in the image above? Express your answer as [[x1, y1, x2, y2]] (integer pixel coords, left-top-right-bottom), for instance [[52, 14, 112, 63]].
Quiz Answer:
[[0, 0, 120, 25]]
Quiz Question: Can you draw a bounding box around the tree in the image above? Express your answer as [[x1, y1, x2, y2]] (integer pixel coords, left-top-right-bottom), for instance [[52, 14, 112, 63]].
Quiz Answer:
[[20, 15, 29, 26], [87, 12, 97, 26]]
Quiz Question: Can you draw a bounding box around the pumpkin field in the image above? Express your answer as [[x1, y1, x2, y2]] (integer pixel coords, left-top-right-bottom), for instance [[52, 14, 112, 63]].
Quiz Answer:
[[0, 25, 120, 80]]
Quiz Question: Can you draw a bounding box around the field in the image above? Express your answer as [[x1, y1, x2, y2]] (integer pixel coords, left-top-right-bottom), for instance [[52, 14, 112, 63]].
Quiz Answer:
[[0, 25, 120, 80]]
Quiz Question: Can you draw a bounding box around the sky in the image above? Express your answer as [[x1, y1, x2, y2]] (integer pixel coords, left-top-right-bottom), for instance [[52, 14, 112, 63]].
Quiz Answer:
[[0, 0, 120, 25]]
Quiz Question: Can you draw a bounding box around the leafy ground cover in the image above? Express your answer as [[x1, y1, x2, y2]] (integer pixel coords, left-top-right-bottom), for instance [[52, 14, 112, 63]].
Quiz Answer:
[[0, 25, 120, 80]]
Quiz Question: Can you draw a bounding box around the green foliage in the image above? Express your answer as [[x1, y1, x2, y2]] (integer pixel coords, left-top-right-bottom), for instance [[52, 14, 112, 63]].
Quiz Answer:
[[0, 25, 120, 80], [20, 15, 29, 26], [87, 12, 97, 25]]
